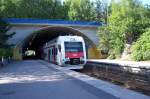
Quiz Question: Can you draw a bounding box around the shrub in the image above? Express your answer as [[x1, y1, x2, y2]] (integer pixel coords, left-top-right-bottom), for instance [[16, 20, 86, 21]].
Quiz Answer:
[[0, 48, 13, 58], [131, 28, 150, 61]]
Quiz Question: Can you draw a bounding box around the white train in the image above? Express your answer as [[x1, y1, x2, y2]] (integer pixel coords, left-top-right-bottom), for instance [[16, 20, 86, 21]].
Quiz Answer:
[[43, 36, 87, 66]]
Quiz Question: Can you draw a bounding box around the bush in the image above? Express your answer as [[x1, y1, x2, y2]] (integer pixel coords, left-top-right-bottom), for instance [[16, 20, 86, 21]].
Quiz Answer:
[[0, 48, 13, 58], [131, 28, 150, 61]]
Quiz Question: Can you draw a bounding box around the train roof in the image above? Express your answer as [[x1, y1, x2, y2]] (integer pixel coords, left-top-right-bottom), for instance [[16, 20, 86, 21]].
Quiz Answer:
[[57, 35, 84, 41], [58, 35, 83, 38], [43, 35, 84, 48]]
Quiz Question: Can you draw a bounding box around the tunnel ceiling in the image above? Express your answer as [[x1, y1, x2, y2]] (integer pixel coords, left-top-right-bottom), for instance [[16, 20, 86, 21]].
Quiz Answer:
[[22, 26, 95, 58]]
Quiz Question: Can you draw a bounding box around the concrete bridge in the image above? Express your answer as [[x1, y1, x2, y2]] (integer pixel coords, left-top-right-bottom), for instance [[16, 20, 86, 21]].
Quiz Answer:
[[4, 18, 103, 60]]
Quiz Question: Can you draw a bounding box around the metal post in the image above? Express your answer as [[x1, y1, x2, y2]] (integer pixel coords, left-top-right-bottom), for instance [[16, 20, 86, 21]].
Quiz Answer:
[[1, 56, 4, 66]]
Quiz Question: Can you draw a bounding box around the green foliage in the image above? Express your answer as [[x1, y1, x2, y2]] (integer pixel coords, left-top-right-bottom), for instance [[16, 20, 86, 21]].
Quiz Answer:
[[131, 28, 150, 61], [0, 18, 9, 47], [0, 18, 15, 47], [0, 0, 17, 18], [98, 0, 150, 59], [0, 18, 14, 58], [65, 0, 97, 21], [0, 0, 68, 19], [98, 26, 110, 54], [0, 48, 13, 58], [0, 0, 108, 21], [95, 0, 108, 22]]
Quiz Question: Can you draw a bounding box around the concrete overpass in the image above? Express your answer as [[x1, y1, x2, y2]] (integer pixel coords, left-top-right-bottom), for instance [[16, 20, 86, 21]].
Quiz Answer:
[[4, 18, 103, 60]]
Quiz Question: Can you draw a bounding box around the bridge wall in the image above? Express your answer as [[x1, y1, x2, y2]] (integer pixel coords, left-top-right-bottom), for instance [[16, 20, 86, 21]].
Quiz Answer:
[[5, 18, 102, 60]]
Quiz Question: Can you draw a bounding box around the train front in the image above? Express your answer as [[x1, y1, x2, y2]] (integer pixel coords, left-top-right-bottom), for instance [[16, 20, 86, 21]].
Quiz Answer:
[[62, 36, 87, 66]]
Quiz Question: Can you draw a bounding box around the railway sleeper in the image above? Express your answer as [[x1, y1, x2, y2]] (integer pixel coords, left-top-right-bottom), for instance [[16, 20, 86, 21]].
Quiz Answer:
[[124, 81, 150, 91]]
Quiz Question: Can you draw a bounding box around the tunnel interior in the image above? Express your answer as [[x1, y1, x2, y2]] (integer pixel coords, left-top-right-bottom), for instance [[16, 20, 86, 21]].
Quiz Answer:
[[22, 26, 94, 59]]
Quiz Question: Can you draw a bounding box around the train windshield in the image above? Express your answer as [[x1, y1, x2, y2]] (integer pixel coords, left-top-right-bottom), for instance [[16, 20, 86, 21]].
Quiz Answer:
[[64, 42, 83, 52]]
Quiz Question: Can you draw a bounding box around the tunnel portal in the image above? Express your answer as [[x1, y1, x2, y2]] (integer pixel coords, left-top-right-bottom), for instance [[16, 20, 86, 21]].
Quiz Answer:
[[21, 26, 95, 59]]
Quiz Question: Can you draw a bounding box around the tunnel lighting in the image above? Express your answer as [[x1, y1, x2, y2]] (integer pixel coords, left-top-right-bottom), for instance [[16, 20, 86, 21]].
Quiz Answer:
[[29, 42, 32, 45], [25, 50, 36, 56]]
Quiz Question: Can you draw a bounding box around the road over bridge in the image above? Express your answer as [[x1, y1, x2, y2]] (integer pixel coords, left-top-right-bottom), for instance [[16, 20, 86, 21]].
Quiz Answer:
[[4, 18, 103, 60]]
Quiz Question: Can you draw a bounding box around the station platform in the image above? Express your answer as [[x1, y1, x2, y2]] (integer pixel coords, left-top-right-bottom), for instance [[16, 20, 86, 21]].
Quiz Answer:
[[0, 60, 149, 99], [87, 59, 150, 68], [41, 60, 150, 99]]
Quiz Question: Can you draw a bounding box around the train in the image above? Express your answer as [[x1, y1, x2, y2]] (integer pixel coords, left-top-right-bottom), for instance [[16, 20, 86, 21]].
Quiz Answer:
[[42, 36, 87, 66]]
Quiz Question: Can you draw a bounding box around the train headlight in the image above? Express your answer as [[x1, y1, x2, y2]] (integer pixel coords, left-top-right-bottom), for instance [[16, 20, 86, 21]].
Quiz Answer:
[[65, 57, 70, 61], [80, 56, 84, 64], [80, 56, 84, 60]]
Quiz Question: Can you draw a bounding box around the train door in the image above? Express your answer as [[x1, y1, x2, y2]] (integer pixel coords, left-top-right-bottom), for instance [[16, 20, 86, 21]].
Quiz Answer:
[[48, 49, 50, 62], [86, 45, 88, 59], [53, 46, 58, 64], [51, 47, 55, 63], [58, 45, 61, 65], [50, 48, 53, 62], [53, 47, 56, 63], [55, 47, 58, 64], [51, 48, 53, 62]]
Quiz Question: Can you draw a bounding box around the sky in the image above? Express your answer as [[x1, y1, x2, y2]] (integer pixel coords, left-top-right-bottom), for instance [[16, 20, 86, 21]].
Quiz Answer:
[[61, 0, 150, 6], [115, 0, 149, 5], [92, 0, 150, 5], [61, 0, 150, 5], [141, 0, 150, 5]]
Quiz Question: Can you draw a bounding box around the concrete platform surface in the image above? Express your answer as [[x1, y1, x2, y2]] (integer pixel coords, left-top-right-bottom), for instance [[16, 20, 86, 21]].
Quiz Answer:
[[41, 60, 150, 99], [88, 59, 150, 68], [0, 60, 119, 99]]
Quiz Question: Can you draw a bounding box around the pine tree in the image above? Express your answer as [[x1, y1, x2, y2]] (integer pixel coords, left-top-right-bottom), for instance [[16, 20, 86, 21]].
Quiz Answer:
[[0, 18, 10, 47]]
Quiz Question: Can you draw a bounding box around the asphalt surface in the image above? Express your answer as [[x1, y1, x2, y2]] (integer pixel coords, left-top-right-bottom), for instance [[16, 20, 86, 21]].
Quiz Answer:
[[0, 60, 119, 99]]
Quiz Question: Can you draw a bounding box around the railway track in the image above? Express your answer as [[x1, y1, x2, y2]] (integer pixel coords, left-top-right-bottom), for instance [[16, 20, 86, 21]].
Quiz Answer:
[[74, 61, 150, 96]]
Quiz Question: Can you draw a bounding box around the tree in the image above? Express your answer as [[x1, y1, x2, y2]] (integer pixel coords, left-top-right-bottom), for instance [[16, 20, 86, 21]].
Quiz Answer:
[[131, 28, 150, 61], [98, 0, 150, 59], [68, 0, 97, 21], [0, 18, 14, 58], [62, 0, 72, 20], [94, 0, 108, 22], [17, 0, 56, 19], [0, 18, 10, 47], [0, 0, 67, 19], [1, 0, 104, 21], [0, 0, 17, 18]]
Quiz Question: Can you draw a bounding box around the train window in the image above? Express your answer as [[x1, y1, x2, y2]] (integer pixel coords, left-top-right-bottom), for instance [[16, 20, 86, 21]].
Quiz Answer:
[[49, 49, 51, 55], [64, 42, 83, 52], [53, 48, 54, 55], [55, 48, 57, 55], [51, 49, 52, 55], [50, 49, 51, 55], [53, 49, 54, 55], [58, 45, 61, 52], [52, 49, 53, 55]]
